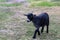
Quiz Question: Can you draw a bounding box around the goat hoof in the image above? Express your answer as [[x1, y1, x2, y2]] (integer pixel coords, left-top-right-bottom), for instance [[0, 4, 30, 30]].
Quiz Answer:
[[46, 31, 48, 33], [38, 33, 40, 35], [41, 31, 43, 33], [33, 36, 36, 39], [47, 32, 48, 33], [38, 34, 40, 35]]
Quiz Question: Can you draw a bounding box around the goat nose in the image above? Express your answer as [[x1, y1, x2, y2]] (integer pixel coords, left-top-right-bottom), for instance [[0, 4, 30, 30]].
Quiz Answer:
[[27, 19, 30, 22]]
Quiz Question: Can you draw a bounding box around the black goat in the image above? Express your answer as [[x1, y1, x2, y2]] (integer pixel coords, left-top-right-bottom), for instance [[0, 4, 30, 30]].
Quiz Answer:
[[24, 12, 49, 39]]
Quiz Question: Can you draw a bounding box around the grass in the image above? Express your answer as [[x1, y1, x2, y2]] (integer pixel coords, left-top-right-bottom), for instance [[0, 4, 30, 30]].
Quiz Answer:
[[52, 0, 60, 2], [0, 12, 14, 21], [0, 0, 60, 7], [0, 0, 6, 2], [0, 10, 15, 40], [0, 9, 14, 21], [27, 0, 39, 2], [30, 1, 58, 7], [0, 3, 21, 7], [27, 0, 60, 7]]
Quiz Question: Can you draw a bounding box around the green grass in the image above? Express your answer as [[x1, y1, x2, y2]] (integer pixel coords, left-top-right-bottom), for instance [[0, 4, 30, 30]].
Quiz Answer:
[[27, 0, 60, 7], [0, 3, 21, 7], [54, 2, 60, 6], [27, 0, 39, 2], [30, 1, 58, 7], [0, 12, 14, 21], [52, 0, 60, 2], [0, 11, 15, 40], [0, 0, 6, 2]]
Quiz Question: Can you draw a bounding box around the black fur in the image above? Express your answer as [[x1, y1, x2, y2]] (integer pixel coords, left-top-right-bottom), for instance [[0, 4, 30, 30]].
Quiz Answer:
[[24, 12, 49, 39]]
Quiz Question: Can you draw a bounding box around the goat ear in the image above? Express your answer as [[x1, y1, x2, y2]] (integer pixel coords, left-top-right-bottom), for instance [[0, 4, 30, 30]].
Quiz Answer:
[[24, 14, 27, 16]]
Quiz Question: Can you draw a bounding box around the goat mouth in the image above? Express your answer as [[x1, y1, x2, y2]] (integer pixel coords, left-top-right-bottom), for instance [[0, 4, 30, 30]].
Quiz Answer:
[[27, 19, 31, 22]]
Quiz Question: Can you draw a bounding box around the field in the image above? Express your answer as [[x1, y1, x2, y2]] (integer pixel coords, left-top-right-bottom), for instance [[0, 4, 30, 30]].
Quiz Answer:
[[0, 0, 60, 40]]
